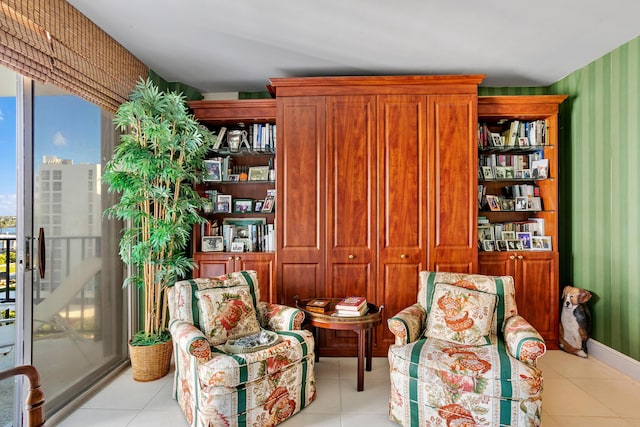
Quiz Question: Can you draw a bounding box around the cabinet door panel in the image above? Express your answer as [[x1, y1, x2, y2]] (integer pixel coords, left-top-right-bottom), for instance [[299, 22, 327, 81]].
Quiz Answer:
[[193, 254, 234, 278], [277, 97, 325, 306], [429, 95, 477, 271], [326, 95, 376, 299], [478, 252, 516, 277], [236, 254, 275, 303], [518, 252, 558, 343], [377, 95, 427, 349]]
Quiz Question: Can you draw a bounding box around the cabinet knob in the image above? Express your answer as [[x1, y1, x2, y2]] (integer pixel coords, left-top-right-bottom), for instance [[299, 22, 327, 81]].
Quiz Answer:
[[228, 256, 233, 261], [517, 255, 523, 260], [400, 254, 408, 259], [235, 256, 241, 261], [509, 255, 516, 260], [348, 254, 355, 259]]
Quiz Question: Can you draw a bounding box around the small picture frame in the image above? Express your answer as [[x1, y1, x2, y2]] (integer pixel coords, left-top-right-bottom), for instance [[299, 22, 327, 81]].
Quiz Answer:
[[202, 236, 224, 252], [230, 241, 245, 252], [515, 196, 528, 211], [482, 240, 496, 252], [504, 167, 515, 179], [494, 167, 506, 180], [490, 133, 503, 147], [501, 231, 516, 241], [215, 195, 232, 213], [248, 166, 270, 181], [254, 199, 264, 212], [518, 136, 530, 147], [500, 198, 515, 211], [517, 232, 532, 250], [261, 195, 275, 213], [204, 159, 222, 182], [227, 174, 240, 182], [507, 239, 523, 250], [527, 197, 542, 211], [478, 225, 494, 241], [233, 198, 253, 213], [482, 166, 494, 180], [496, 240, 508, 251], [486, 195, 501, 211], [531, 236, 552, 251]]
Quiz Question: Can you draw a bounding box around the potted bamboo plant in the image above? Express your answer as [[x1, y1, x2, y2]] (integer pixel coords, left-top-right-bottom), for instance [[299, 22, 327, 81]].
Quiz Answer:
[[103, 78, 214, 381]]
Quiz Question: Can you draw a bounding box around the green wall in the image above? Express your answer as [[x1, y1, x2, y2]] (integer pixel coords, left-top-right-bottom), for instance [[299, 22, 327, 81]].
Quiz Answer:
[[479, 37, 640, 361], [551, 37, 640, 361]]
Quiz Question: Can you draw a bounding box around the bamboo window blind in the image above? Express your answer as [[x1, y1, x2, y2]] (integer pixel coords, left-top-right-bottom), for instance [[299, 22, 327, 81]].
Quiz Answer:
[[0, 0, 148, 112]]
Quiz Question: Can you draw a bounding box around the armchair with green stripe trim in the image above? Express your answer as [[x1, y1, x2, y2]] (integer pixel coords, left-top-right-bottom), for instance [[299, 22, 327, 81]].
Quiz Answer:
[[168, 270, 316, 427], [387, 271, 546, 427]]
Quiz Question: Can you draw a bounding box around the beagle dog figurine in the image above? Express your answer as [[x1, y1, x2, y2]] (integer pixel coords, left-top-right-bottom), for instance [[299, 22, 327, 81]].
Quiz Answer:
[[559, 285, 592, 358]]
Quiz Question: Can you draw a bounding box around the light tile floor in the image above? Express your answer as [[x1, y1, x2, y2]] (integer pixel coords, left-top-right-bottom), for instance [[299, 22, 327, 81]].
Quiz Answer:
[[55, 350, 640, 427]]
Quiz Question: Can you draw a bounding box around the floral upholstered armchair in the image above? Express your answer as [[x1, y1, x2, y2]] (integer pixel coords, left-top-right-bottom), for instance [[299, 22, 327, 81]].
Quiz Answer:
[[387, 271, 546, 427], [168, 270, 316, 427]]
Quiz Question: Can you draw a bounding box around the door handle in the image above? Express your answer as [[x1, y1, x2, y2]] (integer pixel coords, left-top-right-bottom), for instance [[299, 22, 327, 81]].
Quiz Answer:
[[38, 227, 46, 279]]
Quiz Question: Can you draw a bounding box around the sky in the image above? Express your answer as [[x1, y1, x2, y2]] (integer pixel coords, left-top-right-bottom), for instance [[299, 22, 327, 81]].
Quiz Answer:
[[0, 91, 100, 217]]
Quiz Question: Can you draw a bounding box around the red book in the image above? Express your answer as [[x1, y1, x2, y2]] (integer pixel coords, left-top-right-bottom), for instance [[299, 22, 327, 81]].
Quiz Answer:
[[335, 296, 367, 312]]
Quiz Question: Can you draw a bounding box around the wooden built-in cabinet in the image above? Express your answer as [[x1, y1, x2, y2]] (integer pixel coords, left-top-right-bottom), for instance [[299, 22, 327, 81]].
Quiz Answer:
[[270, 76, 484, 356], [188, 99, 277, 303], [476, 95, 567, 348]]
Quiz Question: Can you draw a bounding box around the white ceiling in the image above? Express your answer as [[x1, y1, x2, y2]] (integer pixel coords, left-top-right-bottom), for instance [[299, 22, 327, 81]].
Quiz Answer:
[[68, 0, 640, 94]]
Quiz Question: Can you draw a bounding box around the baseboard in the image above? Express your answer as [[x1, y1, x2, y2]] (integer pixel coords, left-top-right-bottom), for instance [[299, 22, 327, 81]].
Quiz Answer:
[[588, 339, 640, 383]]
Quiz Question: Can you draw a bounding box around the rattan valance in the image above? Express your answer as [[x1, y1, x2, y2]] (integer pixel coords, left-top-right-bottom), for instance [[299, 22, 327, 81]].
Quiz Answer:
[[0, 0, 148, 112]]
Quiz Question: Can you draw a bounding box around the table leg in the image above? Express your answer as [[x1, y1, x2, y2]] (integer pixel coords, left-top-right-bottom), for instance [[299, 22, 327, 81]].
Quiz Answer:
[[366, 327, 372, 372], [313, 326, 320, 362], [356, 329, 365, 391]]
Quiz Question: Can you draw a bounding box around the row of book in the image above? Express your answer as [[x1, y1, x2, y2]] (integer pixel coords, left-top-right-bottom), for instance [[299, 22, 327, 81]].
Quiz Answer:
[[305, 296, 369, 317], [212, 123, 276, 152], [478, 184, 542, 211], [204, 189, 275, 214], [478, 120, 549, 148]]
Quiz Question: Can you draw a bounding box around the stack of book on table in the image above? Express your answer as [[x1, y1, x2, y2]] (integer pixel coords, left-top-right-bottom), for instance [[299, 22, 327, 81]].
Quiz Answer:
[[334, 296, 368, 317]]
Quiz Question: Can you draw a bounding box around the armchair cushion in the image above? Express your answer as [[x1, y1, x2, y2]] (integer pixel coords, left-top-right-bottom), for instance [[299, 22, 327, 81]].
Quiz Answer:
[[425, 283, 497, 346], [503, 315, 546, 364], [196, 285, 261, 345]]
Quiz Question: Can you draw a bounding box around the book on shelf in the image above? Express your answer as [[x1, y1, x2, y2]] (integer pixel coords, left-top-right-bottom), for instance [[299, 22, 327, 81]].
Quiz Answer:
[[335, 296, 367, 312], [478, 119, 549, 148], [305, 299, 330, 313]]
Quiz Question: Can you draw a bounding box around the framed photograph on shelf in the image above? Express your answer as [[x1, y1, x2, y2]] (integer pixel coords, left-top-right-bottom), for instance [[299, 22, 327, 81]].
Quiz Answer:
[[254, 199, 264, 212], [204, 159, 222, 182], [490, 133, 503, 147], [516, 232, 532, 250], [232, 198, 253, 213], [482, 240, 496, 252], [262, 195, 275, 213], [482, 166, 494, 180], [214, 195, 232, 213], [496, 240, 508, 251], [478, 225, 494, 241], [202, 236, 224, 252], [515, 196, 528, 211], [230, 241, 245, 252], [227, 174, 240, 182], [248, 166, 270, 181], [531, 236, 552, 251], [486, 195, 501, 211], [494, 167, 506, 180], [501, 231, 516, 241]]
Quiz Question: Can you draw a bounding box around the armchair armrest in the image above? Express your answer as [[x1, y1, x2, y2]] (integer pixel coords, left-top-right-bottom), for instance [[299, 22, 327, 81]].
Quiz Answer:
[[256, 302, 304, 331], [503, 315, 546, 365], [169, 319, 211, 361], [387, 303, 427, 346]]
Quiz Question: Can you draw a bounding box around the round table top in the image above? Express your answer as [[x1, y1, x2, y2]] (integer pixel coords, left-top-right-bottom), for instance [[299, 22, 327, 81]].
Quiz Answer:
[[295, 297, 383, 327]]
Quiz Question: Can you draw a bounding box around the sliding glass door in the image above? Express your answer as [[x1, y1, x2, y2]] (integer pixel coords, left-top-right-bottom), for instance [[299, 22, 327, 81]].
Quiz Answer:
[[29, 80, 128, 416]]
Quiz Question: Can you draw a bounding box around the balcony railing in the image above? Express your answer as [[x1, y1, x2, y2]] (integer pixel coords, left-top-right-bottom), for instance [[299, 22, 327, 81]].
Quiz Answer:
[[0, 237, 16, 304]]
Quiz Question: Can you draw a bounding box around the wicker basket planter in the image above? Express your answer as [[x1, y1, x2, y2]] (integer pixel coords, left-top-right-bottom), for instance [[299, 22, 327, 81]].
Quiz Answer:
[[129, 339, 173, 382]]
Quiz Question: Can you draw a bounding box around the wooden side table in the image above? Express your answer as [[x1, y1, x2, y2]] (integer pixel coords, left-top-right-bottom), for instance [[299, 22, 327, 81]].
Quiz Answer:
[[295, 297, 383, 391]]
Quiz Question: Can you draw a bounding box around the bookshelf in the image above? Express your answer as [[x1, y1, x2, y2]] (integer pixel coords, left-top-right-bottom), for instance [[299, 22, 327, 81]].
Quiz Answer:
[[188, 99, 277, 302], [476, 95, 567, 348]]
